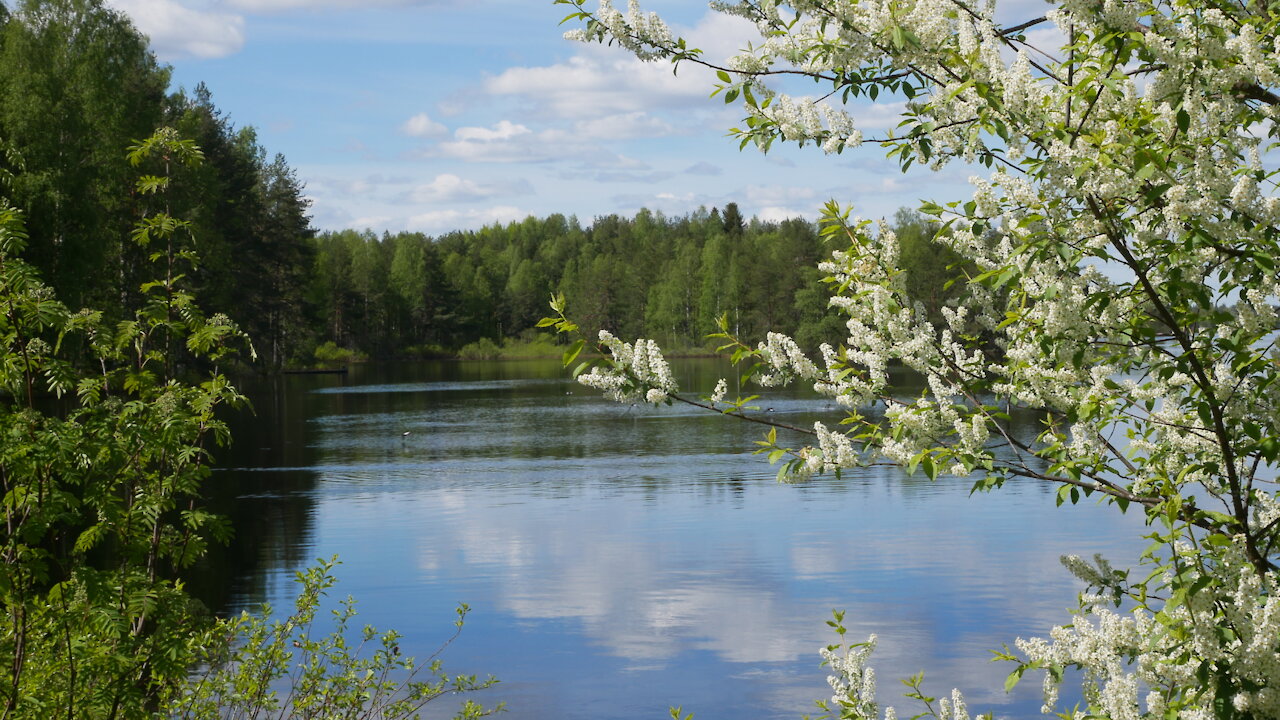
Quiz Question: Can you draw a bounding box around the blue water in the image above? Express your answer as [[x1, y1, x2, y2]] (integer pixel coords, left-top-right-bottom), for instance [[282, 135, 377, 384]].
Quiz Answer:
[[208, 359, 1148, 720]]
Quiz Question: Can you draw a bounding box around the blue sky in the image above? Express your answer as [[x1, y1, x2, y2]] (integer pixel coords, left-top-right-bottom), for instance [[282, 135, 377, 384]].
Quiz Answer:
[[106, 0, 975, 234]]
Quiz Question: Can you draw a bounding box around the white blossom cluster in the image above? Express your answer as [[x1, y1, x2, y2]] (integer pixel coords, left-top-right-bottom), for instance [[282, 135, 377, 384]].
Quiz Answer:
[[817, 222, 995, 473], [755, 332, 821, 387], [822, 634, 973, 720], [812, 421, 857, 472], [577, 330, 677, 403], [819, 635, 883, 719], [562, 0, 674, 60], [1018, 542, 1280, 718], [710, 378, 728, 405]]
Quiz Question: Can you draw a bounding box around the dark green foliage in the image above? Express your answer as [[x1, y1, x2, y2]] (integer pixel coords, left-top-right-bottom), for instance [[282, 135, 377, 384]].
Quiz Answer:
[[892, 208, 971, 328], [0, 0, 168, 310], [162, 85, 315, 371]]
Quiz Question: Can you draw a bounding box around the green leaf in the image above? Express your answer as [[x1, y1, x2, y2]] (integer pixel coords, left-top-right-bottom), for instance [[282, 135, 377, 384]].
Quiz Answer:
[[562, 338, 585, 367], [921, 453, 937, 480], [1004, 666, 1024, 693]]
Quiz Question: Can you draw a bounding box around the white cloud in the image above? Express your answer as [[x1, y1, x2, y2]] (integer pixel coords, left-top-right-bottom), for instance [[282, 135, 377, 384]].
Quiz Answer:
[[111, 0, 453, 60], [407, 206, 526, 234], [307, 173, 415, 199], [403, 174, 532, 204], [400, 113, 447, 138], [107, 0, 245, 59], [453, 120, 531, 143], [1022, 26, 1069, 62], [484, 52, 707, 120], [431, 117, 676, 166], [481, 10, 755, 127], [683, 10, 759, 65], [407, 174, 489, 203], [849, 101, 909, 132], [434, 122, 590, 164], [572, 111, 679, 140], [756, 206, 811, 223]]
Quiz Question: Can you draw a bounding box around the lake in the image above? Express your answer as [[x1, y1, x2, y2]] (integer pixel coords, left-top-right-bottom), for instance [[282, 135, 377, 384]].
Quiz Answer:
[[194, 358, 1148, 720]]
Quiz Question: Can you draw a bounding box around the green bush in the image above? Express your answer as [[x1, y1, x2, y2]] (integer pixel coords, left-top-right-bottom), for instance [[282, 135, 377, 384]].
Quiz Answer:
[[457, 337, 501, 360], [314, 341, 368, 364]]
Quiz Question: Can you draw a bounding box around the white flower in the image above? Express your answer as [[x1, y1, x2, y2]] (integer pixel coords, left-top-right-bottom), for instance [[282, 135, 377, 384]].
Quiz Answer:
[[710, 378, 728, 405]]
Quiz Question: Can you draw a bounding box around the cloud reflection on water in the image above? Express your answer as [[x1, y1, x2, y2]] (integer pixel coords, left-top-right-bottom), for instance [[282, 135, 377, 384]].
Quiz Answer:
[[280, 365, 1149, 719]]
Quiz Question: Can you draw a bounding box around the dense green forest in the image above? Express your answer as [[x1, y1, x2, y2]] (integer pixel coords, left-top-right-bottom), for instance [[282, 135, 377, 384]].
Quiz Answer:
[[309, 205, 963, 361], [313, 207, 829, 359], [0, 0, 963, 371], [0, 0, 312, 369]]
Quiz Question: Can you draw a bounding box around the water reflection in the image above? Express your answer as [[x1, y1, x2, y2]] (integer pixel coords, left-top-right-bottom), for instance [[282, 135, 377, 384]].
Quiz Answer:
[[200, 360, 1148, 720]]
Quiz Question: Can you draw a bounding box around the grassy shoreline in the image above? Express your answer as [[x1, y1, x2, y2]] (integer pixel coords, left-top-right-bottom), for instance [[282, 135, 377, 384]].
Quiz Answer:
[[288, 337, 721, 370], [286, 335, 727, 368]]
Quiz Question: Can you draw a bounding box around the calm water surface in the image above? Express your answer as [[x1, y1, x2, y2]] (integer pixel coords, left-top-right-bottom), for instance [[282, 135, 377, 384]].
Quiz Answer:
[[196, 359, 1147, 720]]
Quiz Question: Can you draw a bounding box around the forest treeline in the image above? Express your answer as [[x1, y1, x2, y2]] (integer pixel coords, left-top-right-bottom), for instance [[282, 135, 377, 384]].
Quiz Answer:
[[0, 0, 964, 370], [310, 205, 962, 361]]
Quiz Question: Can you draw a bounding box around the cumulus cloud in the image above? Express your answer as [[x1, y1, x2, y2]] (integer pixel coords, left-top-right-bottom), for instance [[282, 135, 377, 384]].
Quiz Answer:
[[433, 121, 603, 164], [407, 206, 526, 234], [454, 120, 532, 143], [482, 10, 755, 127], [573, 112, 680, 141], [848, 101, 910, 132], [346, 215, 394, 231], [430, 115, 683, 166], [683, 10, 760, 67], [402, 174, 532, 204], [1021, 26, 1069, 61], [107, 0, 245, 59], [756, 206, 811, 223], [434, 125, 549, 164], [400, 113, 447, 138], [484, 53, 706, 120], [109, 0, 452, 59]]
